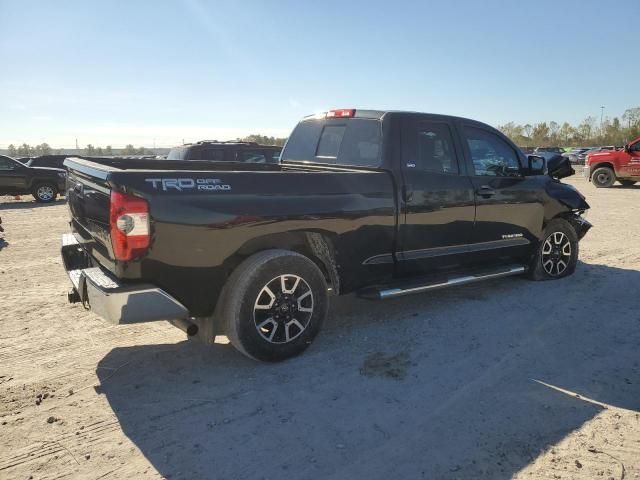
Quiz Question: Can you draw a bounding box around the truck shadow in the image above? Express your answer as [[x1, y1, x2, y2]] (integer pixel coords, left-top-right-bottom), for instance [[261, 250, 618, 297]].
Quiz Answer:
[[611, 184, 640, 189], [96, 261, 639, 479], [0, 198, 66, 210]]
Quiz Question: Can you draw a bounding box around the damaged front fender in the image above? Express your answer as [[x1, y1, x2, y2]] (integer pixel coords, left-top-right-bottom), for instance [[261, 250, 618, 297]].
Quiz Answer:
[[546, 180, 590, 211]]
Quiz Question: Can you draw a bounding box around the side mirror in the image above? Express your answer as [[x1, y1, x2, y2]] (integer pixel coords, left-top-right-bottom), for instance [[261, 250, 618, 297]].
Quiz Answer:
[[624, 144, 630, 153], [527, 155, 546, 175]]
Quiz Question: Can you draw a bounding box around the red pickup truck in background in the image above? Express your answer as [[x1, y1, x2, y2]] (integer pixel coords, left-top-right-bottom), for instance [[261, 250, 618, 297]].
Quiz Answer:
[[584, 136, 640, 187]]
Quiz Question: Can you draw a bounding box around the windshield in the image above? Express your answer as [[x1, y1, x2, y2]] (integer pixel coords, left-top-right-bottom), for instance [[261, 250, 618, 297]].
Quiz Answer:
[[281, 118, 382, 167], [167, 147, 187, 160]]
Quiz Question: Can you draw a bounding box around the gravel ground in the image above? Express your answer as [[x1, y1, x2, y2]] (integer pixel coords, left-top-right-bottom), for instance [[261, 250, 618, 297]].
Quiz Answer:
[[0, 176, 638, 480]]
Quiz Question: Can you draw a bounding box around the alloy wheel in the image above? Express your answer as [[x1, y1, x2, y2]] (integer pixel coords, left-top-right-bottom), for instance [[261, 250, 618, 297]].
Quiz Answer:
[[37, 185, 54, 201], [541, 232, 571, 276], [253, 274, 314, 344]]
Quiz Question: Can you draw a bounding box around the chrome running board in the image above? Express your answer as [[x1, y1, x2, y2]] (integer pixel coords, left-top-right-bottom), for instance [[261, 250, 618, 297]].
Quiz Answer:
[[369, 264, 527, 300]]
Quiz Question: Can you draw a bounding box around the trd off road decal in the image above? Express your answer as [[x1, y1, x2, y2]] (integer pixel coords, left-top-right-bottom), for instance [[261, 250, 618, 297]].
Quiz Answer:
[[145, 178, 232, 192]]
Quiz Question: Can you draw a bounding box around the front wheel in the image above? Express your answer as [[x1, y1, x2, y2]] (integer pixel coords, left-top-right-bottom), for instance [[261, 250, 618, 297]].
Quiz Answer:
[[591, 167, 615, 188], [619, 179, 637, 187], [219, 250, 328, 361], [528, 218, 579, 281], [32, 182, 58, 203]]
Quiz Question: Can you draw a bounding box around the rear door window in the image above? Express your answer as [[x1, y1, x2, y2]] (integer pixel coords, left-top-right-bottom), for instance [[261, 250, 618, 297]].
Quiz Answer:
[[414, 122, 459, 174]]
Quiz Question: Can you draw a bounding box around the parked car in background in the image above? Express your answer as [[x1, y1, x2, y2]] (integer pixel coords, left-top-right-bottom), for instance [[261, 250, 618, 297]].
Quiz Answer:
[[584, 137, 640, 187], [534, 147, 565, 154], [0, 155, 66, 202], [519, 146, 536, 154], [563, 147, 590, 165], [26, 155, 69, 170], [61, 108, 591, 361], [166, 141, 282, 163], [576, 146, 618, 165]]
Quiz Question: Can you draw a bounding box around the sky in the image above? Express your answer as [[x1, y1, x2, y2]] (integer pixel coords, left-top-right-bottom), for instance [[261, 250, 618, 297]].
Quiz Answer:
[[0, 0, 638, 148]]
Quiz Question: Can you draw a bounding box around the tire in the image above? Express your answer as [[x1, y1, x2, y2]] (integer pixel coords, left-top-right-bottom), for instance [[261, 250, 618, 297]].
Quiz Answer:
[[32, 182, 58, 203], [619, 179, 637, 187], [528, 218, 579, 281], [591, 167, 615, 188], [219, 249, 328, 362]]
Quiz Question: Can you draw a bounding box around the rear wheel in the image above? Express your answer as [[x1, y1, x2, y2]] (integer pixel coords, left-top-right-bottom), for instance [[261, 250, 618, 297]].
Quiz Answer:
[[619, 179, 637, 187], [32, 182, 58, 203], [591, 167, 615, 188], [219, 250, 328, 361], [528, 218, 579, 281]]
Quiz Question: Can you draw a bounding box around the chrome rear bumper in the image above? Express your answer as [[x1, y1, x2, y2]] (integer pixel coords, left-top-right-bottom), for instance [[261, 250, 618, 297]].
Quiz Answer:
[[61, 233, 189, 325]]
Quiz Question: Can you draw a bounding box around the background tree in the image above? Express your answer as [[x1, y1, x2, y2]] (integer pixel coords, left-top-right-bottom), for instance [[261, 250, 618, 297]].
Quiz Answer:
[[532, 122, 550, 146], [7, 144, 17, 156], [121, 144, 137, 155], [237, 134, 287, 146], [84, 144, 96, 155], [34, 143, 52, 155], [17, 143, 34, 156]]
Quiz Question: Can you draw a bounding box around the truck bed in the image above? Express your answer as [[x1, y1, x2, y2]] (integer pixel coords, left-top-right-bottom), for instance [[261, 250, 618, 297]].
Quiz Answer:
[[63, 156, 398, 317]]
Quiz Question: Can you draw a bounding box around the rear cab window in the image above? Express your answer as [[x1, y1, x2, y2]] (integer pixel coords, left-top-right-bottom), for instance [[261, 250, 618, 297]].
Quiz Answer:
[[282, 117, 382, 167]]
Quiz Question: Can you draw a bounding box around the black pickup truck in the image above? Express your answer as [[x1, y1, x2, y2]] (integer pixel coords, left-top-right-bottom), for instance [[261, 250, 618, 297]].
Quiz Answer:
[[1, 155, 67, 202], [61, 109, 591, 361]]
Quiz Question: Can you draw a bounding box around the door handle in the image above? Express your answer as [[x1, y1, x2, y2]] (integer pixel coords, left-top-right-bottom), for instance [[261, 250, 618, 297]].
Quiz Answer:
[[476, 186, 496, 197], [402, 184, 414, 202]]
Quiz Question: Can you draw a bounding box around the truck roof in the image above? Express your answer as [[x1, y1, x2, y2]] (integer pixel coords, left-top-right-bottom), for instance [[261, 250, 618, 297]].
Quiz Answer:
[[301, 109, 488, 124], [175, 140, 281, 148]]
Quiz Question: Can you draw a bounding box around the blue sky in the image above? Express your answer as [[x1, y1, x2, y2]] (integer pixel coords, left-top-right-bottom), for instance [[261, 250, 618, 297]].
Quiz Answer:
[[1, 0, 638, 148]]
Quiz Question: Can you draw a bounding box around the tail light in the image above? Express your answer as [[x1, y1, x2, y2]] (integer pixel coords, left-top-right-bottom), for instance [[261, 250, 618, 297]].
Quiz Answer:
[[109, 191, 150, 261], [326, 109, 355, 118]]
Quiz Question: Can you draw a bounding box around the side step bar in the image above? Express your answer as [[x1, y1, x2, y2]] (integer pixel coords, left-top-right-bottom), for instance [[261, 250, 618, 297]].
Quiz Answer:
[[366, 265, 527, 300]]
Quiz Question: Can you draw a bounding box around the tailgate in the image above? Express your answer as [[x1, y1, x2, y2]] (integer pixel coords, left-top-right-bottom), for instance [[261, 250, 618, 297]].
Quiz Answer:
[[64, 158, 115, 266]]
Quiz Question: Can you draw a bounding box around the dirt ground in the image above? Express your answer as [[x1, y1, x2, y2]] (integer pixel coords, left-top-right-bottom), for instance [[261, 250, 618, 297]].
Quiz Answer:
[[0, 176, 638, 480]]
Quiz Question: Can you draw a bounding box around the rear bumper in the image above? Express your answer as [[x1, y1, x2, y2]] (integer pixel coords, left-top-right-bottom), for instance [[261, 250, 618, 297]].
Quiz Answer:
[[61, 233, 189, 325]]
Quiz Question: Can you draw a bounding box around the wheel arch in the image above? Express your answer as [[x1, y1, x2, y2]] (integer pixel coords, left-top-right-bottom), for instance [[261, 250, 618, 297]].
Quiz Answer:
[[590, 161, 615, 174], [224, 230, 341, 295]]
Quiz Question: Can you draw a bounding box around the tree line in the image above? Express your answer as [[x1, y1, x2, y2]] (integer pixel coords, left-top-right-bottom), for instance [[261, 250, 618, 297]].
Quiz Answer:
[[499, 107, 640, 148], [6, 143, 157, 157], [6, 108, 638, 158], [236, 135, 287, 146], [5, 136, 287, 157]]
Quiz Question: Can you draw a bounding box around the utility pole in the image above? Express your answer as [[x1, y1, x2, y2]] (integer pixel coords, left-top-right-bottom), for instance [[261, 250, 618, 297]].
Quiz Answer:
[[75, 138, 79, 150], [600, 106, 605, 130]]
